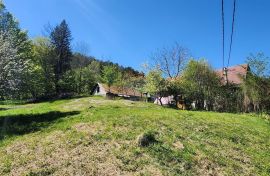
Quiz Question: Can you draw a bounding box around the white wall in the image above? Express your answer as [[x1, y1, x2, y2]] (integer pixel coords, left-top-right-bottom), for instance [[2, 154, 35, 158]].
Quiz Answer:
[[93, 83, 107, 96], [154, 96, 174, 105]]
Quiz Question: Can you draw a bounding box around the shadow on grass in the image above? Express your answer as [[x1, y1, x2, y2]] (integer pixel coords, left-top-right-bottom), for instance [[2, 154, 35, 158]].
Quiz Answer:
[[31, 95, 90, 104], [0, 108, 10, 111], [0, 95, 90, 105], [0, 100, 29, 105], [0, 111, 80, 140]]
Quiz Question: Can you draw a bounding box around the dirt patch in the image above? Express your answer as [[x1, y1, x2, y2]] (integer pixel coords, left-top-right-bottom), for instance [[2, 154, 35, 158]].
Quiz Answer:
[[173, 141, 185, 150], [138, 165, 164, 176], [195, 157, 223, 176], [73, 122, 104, 135], [194, 125, 209, 132], [61, 98, 149, 112], [113, 125, 130, 134]]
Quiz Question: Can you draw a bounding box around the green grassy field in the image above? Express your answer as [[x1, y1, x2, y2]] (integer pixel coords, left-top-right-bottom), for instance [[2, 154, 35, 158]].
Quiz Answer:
[[0, 96, 269, 175]]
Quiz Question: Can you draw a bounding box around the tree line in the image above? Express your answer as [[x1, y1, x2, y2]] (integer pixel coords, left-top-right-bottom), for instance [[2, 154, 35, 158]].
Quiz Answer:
[[1, 1, 269, 113], [144, 43, 270, 113], [0, 2, 143, 101]]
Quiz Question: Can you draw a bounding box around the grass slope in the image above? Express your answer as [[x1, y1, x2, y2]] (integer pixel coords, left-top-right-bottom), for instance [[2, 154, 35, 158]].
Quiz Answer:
[[0, 97, 269, 175]]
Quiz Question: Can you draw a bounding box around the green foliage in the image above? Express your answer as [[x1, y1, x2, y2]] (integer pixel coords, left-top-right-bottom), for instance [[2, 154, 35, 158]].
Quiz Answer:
[[102, 65, 119, 92], [73, 61, 101, 94], [71, 53, 92, 69], [130, 76, 145, 95], [215, 84, 244, 112], [144, 69, 167, 95], [32, 37, 56, 97], [242, 74, 270, 112], [115, 70, 130, 92], [50, 20, 72, 94], [115, 70, 140, 94], [58, 70, 76, 93], [144, 69, 167, 105], [181, 59, 220, 110], [241, 54, 270, 112]]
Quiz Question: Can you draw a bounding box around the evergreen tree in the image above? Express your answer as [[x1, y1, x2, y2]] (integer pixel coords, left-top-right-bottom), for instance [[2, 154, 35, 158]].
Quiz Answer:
[[50, 20, 72, 94]]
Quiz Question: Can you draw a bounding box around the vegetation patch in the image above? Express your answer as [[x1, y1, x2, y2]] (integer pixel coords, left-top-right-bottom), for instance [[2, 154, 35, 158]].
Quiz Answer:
[[137, 131, 158, 147]]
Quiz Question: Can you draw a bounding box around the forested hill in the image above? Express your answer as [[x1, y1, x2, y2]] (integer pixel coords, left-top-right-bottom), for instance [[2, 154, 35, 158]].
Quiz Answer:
[[71, 53, 144, 77]]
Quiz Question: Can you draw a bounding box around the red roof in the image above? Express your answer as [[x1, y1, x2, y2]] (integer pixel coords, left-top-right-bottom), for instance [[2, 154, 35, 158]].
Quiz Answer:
[[216, 64, 249, 85]]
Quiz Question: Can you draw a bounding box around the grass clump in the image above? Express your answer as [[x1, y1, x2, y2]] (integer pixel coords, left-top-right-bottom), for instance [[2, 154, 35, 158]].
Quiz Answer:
[[137, 131, 158, 147]]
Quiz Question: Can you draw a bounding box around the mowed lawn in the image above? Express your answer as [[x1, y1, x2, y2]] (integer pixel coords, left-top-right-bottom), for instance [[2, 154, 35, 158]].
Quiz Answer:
[[0, 97, 269, 176]]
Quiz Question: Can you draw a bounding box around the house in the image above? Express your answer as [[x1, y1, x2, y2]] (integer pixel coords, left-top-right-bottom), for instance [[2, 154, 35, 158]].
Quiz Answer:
[[215, 64, 249, 85], [154, 64, 249, 108], [92, 83, 143, 101]]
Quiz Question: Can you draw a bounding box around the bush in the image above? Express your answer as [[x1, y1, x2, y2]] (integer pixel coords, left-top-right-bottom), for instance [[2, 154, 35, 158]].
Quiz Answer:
[[137, 131, 157, 147]]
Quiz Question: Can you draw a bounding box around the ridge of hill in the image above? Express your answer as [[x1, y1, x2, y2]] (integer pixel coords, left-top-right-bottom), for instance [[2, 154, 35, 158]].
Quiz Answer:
[[71, 53, 144, 77]]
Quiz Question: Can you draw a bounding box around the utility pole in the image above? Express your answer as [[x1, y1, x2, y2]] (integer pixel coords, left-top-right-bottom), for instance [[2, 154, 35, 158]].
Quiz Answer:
[[223, 67, 228, 85]]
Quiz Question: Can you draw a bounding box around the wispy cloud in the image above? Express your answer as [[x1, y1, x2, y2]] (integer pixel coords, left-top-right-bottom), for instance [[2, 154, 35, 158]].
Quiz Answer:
[[72, 0, 119, 46]]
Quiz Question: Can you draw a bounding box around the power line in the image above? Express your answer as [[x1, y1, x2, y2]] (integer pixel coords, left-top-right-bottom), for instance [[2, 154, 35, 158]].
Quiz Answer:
[[227, 0, 236, 67], [222, 0, 225, 69]]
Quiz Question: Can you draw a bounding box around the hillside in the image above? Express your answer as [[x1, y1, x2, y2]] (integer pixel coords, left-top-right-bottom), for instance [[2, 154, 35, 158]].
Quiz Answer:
[[0, 97, 269, 175]]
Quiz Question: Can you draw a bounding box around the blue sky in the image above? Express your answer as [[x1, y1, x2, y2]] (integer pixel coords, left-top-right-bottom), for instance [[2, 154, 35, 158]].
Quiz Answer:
[[4, 0, 270, 71]]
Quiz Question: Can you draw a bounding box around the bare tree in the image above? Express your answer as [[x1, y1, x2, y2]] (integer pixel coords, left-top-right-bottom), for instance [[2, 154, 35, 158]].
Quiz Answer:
[[74, 41, 90, 56], [42, 23, 53, 37], [151, 43, 190, 79]]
